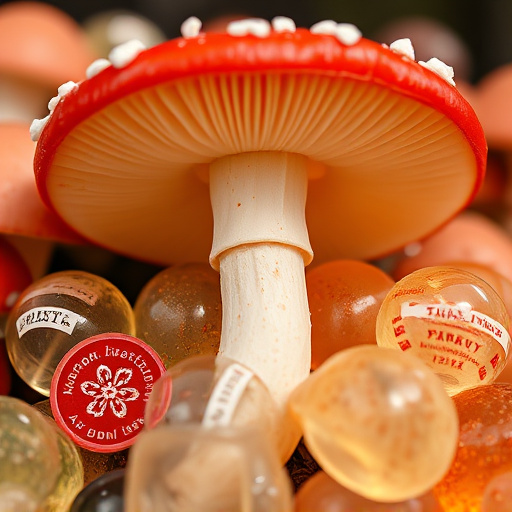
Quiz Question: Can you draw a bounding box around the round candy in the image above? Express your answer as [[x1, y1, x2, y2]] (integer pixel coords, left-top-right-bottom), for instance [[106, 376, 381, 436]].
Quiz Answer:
[[434, 383, 512, 511], [306, 259, 394, 369], [145, 354, 279, 439], [481, 472, 512, 512], [0, 395, 83, 511], [295, 470, 443, 512], [376, 266, 511, 395], [134, 263, 222, 368], [33, 398, 129, 486], [50, 332, 166, 453], [5, 270, 136, 395], [289, 345, 459, 502]]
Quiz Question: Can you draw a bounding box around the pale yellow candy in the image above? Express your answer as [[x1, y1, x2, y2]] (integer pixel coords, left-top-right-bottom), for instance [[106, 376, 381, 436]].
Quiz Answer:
[[5, 270, 135, 396], [0, 396, 83, 512], [376, 266, 511, 396], [289, 345, 459, 502]]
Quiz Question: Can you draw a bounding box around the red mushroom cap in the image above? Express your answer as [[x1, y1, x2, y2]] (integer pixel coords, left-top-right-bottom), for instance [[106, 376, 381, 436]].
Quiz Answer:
[[34, 26, 486, 266]]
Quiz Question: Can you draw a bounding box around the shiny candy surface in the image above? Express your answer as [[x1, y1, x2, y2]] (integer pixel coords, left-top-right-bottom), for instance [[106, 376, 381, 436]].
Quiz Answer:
[[0, 396, 83, 512], [376, 266, 511, 395], [70, 469, 125, 512], [5, 270, 135, 396], [145, 355, 279, 440], [134, 263, 222, 368], [125, 425, 293, 512], [306, 259, 394, 369], [34, 399, 128, 486], [295, 470, 443, 512], [434, 383, 512, 512], [481, 472, 512, 512], [289, 345, 458, 502], [50, 333, 166, 453]]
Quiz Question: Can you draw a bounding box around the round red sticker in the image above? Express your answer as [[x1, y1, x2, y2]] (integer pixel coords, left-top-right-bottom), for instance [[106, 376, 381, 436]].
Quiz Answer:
[[51, 333, 166, 453]]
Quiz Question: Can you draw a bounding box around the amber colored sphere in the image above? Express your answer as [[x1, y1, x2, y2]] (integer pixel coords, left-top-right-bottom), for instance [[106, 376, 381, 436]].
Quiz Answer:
[[295, 470, 443, 512], [289, 345, 459, 502], [306, 260, 394, 370], [481, 472, 512, 512], [376, 266, 511, 396], [134, 263, 222, 369], [434, 383, 512, 512]]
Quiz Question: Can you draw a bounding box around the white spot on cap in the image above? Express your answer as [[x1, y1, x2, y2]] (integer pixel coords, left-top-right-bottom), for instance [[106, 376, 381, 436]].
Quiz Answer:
[[310, 20, 337, 35], [48, 96, 59, 112], [86, 58, 111, 79], [108, 39, 146, 69], [227, 18, 271, 38], [390, 38, 415, 60], [181, 16, 202, 38], [271, 16, 296, 33], [29, 114, 51, 142], [311, 21, 362, 45], [57, 81, 78, 97], [335, 23, 361, 45], [419, 57, 455, 86]]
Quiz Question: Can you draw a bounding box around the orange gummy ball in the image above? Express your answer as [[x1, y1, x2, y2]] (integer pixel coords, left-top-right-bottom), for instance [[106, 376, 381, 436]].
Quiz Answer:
[[481, 472, 512, 512], [306, 260, 394, 370], [289, 345, 459, 503], [295, 470, 443, 512], [434, 383, 512, 511]]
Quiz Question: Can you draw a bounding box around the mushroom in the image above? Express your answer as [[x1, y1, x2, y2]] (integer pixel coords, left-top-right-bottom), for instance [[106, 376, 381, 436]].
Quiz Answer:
[[33, 20, 486, 436], [0, 123, 85, 279], [0, 1, 96, 123]]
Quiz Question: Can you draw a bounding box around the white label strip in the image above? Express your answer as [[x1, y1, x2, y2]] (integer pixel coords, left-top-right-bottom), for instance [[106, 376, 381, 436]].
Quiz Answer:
[[16, 307, 84, 338], [401, 302, 511, 355], [202, 363, 254, 429]]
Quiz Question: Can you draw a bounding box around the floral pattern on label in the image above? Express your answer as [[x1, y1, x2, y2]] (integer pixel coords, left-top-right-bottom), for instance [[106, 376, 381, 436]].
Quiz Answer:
[[81, 364, 140, 419]]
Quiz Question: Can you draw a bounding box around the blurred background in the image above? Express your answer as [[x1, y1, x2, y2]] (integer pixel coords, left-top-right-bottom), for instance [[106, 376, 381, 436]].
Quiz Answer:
[[1, 0, 510, 82]]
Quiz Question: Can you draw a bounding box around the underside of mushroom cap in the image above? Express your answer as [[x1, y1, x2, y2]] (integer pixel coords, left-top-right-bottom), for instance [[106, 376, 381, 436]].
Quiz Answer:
[[34, 27, 486, 266]]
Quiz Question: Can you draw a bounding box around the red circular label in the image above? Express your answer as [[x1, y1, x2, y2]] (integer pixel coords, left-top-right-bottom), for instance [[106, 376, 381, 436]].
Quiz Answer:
[[51, 333, 166, 453]]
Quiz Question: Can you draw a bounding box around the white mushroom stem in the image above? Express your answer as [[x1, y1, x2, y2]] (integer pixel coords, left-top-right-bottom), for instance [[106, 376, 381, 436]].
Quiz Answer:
[[209, 151, 313, 410]]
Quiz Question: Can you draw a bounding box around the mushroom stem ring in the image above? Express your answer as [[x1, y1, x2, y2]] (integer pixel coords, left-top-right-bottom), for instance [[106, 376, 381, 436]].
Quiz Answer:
[[210, 151, 313, 407]]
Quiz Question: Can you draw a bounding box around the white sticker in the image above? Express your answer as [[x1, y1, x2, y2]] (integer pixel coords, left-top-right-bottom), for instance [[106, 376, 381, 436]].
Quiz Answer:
[[16, 307, 84, 338], [401, 302, 511, 355], [202, 363, 253, 428]]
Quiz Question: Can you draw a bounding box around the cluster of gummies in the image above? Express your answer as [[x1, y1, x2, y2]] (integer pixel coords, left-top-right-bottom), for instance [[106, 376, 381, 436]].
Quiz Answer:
[[3, 258, 512, 511]]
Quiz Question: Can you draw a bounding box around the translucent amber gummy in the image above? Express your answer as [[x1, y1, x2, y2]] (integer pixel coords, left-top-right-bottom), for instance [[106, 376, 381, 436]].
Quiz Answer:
[[306, 259, 394, 369], [376, 266, 511, 395], [5, 270, 135, 396], [434, 383, 512, 512], [134, 263, 222, 368], [481, 472, 512, 512], [0, 396, 83, 512], [289, 345, 459, 502], [295, 470, 443, 512]]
